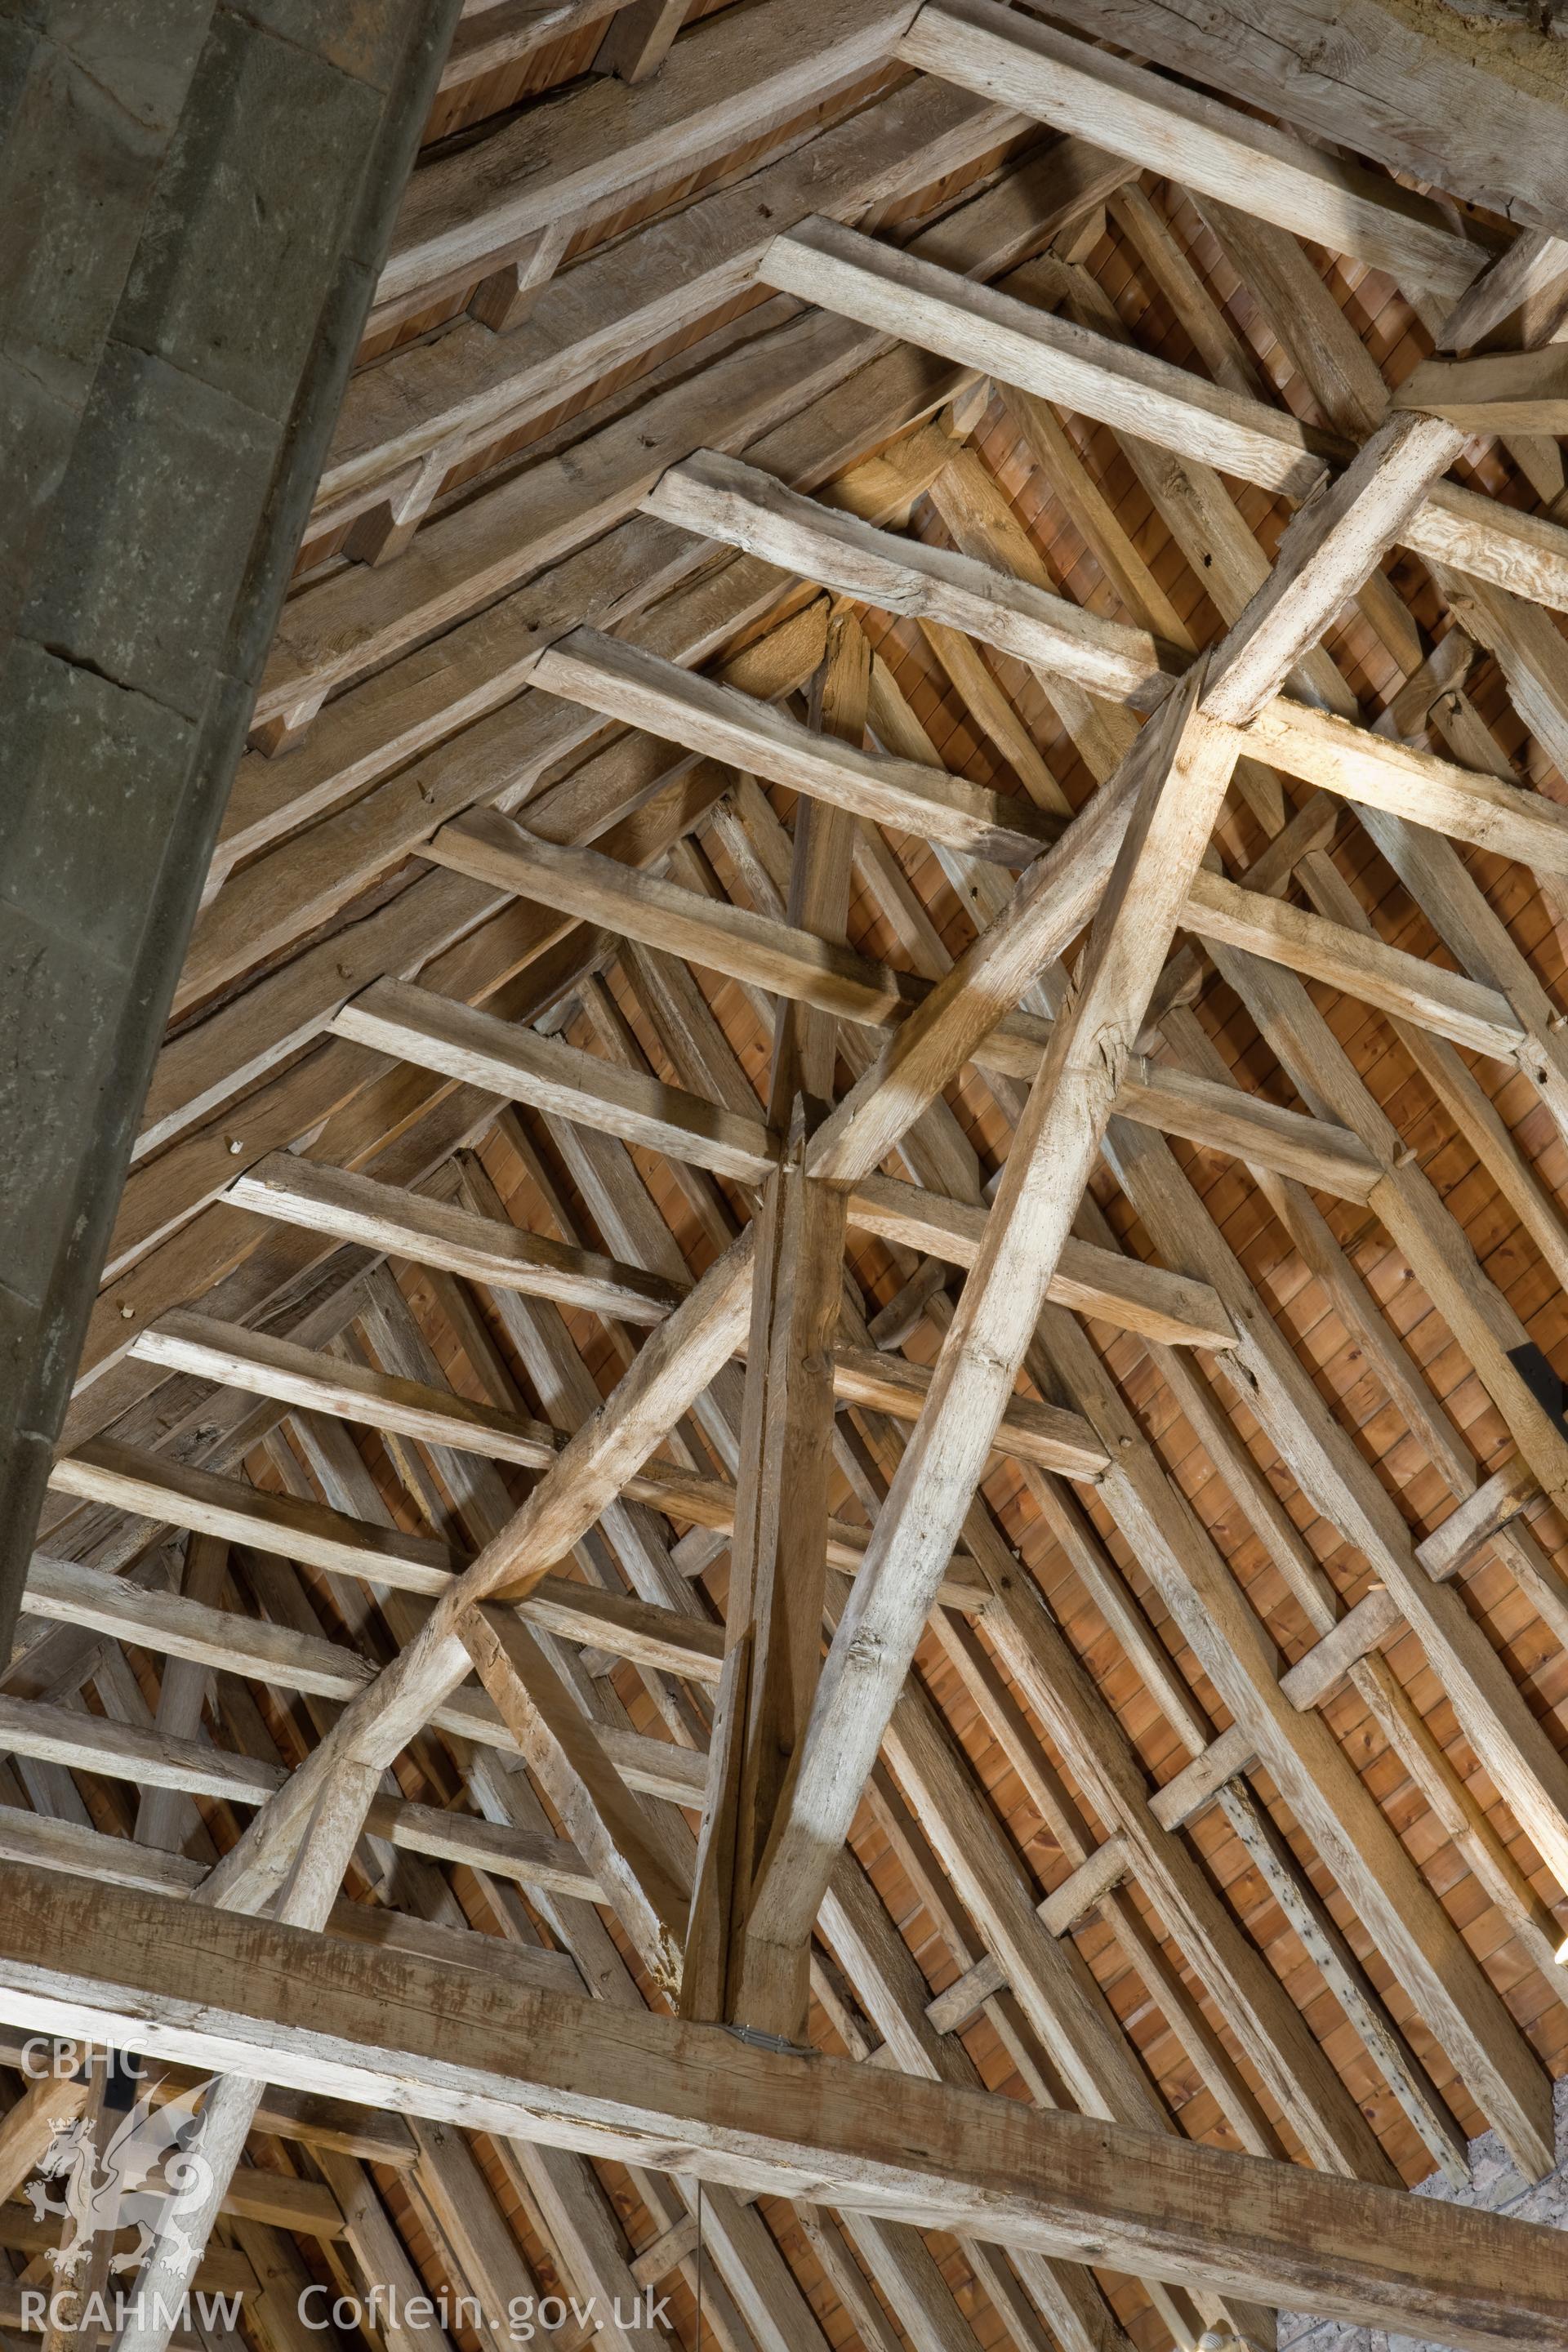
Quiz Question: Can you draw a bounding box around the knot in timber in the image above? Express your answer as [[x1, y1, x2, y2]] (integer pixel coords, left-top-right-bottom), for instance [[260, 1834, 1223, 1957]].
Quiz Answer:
[[844, 1623, 885, 1672]]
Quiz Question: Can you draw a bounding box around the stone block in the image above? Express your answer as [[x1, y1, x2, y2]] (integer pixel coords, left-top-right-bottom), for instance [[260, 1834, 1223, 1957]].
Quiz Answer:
[[16, 0, 212, 136], [225, 0, 431, 92], [0, 899, 123, 1315], [0, 350, 80, 645], [0, 639, 198, 968], [0, 23, 162, 388], [224, 249, 378, 691], [116, 8, 384, 423], [0, 1388, 53, 1654], [21, 338, 278, 720]]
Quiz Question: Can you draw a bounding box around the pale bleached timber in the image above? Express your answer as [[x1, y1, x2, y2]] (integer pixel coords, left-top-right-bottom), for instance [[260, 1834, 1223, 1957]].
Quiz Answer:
[[895, 0, 1490, 300], [741, 409, 1469, 1989]]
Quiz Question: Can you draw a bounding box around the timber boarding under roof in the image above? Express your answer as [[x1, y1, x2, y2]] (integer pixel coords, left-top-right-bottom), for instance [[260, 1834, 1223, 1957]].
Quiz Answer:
[[12, 5, 1568, 2352]]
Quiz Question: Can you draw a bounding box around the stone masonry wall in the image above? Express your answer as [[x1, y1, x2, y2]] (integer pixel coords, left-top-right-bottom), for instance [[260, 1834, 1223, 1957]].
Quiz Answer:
[[0, 0, 463, 1653]]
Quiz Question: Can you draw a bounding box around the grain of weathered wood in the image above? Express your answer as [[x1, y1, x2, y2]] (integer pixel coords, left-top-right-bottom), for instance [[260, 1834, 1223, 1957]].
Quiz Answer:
[[533, 630, 1058, 865], [642, 449, 1181, 702], [9, 1864, 1568, 2347], [323, 78, 1027, 514], [259, 145, 1086, 726], [229, 1154, 687, 1323], [34, 18, 1568, 2338], [734, 380, 1471, 2020], [377, 0, 918, 309], [685, 1138, 846, 2035], [461, 1603, 690, 1991], [762, 217, 1330, 500], [743, 666, 1236, 1970], [641, 450, 1568, 932], [194, 1230, 754, 1913], [898, 0, 1489, 297], [1056, 0, 1568, 238], [332, 978, 779, 1183], [1396, 345, 1568, 435], [47, 1440, 459, 1592], [20, 1552, 709, 1804], [427, 808, 1379, 1199]]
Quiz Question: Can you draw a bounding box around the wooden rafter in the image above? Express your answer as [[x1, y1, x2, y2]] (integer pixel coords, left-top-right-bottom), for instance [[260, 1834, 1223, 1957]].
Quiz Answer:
[[16, 11, 1568, 2352]]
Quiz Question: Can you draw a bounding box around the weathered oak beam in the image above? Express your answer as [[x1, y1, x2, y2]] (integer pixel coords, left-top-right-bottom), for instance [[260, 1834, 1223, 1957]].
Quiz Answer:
[[2, 1864, 1566, 2352], [428, 810, 1383, 1200], [18, 1551, 710, 1802], [761, 216, 1330, 500], [1040, 0, 1568, 238], [684, 1138, 846, 2035], [121, 1308, 985, 1601], [895, 0, 1490, 299], [755, 219, 1568, 616], [643, 448, 1179, 702], [332, 978, 780, 1182], [337, 72, 1019, 503], [531, 630, 1059, 865], [1396, 345, 1568, 436], [228, 1156, 685, 1325], [375, 0, 917, 314], [195, 1232, 755, 1914], [742, 410, 1463, 1989]]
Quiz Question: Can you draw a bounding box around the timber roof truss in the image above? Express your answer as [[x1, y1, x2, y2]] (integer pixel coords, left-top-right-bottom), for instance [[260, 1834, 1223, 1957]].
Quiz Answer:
[[13, 6, 1568, 2351]]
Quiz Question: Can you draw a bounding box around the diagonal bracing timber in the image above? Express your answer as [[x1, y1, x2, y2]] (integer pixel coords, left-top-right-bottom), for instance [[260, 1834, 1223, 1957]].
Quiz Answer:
[[737, 409, 1466, 2011]]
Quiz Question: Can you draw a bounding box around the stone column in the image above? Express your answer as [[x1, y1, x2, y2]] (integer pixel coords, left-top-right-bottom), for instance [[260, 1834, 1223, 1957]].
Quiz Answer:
[[0, 0, 463, 1651]]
